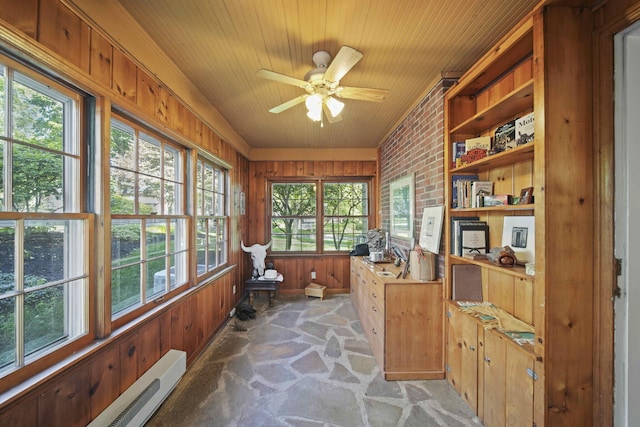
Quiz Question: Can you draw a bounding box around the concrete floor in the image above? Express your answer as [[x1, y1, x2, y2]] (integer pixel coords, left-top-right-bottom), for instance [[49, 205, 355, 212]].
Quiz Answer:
[[147, 293, 482, 427]]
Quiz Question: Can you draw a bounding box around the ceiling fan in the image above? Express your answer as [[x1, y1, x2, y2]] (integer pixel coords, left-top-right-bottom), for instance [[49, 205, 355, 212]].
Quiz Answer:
[[256, 46, 389, 125]]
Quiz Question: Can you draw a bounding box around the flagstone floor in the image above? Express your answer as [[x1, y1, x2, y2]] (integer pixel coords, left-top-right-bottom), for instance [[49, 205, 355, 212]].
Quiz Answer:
[[147, 293, 482, 427]]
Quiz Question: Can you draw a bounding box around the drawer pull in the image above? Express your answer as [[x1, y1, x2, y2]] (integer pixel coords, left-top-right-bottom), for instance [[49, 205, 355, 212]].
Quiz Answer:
[[371, 328, 377, 335], [371, 306, 377, 312], [371, 292, 377, 298], [469, 345, 476, 351]]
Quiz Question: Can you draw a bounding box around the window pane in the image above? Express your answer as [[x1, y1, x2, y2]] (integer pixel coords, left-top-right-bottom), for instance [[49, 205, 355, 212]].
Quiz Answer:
[[138, 135, 161, 177], [214, 193, 224, 216], [110, 125, 136, 170], [203, 191, 213, 216], [111, 219, 141, 268], [164, 182, 176, 215], [0, 141, 4, 209], [324, 182, 368, 215], [0, 67, 5, 135], [323, 217, 367, 251], [0, 296, 16, 371], [146, 219, 166, 259], [170, 252, 188, 289], [24, 220, 68, 284], [12, 80, 64, 151], [139, 175, 161, 215], [272, 183, 316, 216], [110, 169, 136, 214], [24, 285, 65, 356], [0, 221, 15, 284], [170, 218, 188, 253], [204, 164, 213, 191], [271, 218, 316, 251], [147, 255, 167, 297], [111, 264, 141, 314], [196, 219, 206, 267], [12, 145, 63, 213], [164, 145, 179, 181]]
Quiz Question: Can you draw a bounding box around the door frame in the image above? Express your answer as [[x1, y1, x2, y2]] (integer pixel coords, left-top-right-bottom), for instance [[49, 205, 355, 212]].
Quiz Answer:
[[593, 2, 640, 425]]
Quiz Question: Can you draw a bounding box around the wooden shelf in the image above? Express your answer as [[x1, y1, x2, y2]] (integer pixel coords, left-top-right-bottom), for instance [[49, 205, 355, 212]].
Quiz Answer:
[[450, 204, 534, 213], [449, 255, 534, 280], [450, 80, 534, 135], [450, 142, 534, 174]]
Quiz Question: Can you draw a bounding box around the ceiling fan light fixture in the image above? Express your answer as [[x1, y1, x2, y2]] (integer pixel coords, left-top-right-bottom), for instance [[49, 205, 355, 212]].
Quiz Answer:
[[307, 109, 322, 122], [325, 96, 345, 118], [305, 93, 323, 113]]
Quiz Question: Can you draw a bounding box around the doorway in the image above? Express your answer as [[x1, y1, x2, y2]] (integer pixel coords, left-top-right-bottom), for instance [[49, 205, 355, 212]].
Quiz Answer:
[[614, 21, 640, 427]]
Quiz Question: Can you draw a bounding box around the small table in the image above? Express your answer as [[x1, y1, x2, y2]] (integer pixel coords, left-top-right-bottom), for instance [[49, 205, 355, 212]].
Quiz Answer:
[[244, 278, 280, 307]]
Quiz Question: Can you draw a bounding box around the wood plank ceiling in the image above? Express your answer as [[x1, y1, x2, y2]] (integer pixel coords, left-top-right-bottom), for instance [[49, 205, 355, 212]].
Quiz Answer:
[[113, 0, 539, 150]]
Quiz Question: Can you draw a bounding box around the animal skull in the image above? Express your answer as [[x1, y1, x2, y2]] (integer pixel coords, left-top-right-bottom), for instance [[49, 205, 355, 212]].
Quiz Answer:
[[241, 241, 272, 276]]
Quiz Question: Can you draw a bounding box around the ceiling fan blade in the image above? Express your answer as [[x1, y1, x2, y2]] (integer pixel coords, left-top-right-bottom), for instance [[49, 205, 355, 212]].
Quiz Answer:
[[257, 69, 311, 89], [268, 94, 308, 113], [336, 86, 389, 102], [323, 46, 363, 83], [322, 103, 343, 123]]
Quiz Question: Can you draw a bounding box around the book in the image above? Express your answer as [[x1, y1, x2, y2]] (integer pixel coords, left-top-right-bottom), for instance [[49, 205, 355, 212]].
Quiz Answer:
[[453, 219, 486, 256], [458, 222, 489, 256], [452, 264, 483, 301], [471, 180, 493, 208], [494, 120, 516, 151], [515, 112, 534, 146], [465, 136, 491, 153], [451, 174, 478, 208], [451, 141, 466, 168], [450, 216, 479, 254]]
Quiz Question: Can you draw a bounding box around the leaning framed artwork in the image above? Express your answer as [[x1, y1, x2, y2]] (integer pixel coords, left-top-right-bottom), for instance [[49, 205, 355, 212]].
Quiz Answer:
[[501, 215, 535, 264], [419, 205, 444, 253], [389, 175, 414, 240]]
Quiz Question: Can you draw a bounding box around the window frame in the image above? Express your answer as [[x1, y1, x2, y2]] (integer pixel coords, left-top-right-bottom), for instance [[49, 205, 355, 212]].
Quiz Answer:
[[194, 154, 229, 281], [268, 178, 372, 254], [108, 114, 190, 327], [0, 55, 94, 382]]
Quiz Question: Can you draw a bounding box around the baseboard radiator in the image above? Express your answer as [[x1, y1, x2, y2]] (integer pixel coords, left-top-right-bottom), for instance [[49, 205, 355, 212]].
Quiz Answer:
[[89, 349, 187, 427]]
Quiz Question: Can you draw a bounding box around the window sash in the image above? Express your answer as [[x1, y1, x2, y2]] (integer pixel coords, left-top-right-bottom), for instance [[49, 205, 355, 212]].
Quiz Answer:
[[269, 180, 370, 253]]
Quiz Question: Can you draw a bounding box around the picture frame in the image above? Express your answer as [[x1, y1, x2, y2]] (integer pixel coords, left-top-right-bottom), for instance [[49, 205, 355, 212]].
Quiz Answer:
[[419, 205, 444, 254], [389, 175, 415, 240], [518, 186, 534, 205], [458, 223, 489, 256], [501, 215, 535, 264]]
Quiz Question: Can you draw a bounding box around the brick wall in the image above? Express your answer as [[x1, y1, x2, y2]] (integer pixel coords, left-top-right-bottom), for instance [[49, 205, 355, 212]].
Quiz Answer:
[[379, 78, 456, 275]]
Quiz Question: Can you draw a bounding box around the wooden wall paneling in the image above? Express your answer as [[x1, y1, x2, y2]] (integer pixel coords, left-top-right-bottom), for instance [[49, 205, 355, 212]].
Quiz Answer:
[[182, 296, 198, 360], [514, 276, 533, 325], [170, 303, 185, 351], [136, 69, 159, 117], [138, 320, 161, 374], [119, 332, 139, 393], [488, 72, 515, 106], [158, 309, 172, 356], [0, 395, 38, 426], [514, 56, 533, 87], [38, 367, 91, 426], [89, 345, 120, 419], [89, 29, 112, 89], [37, 0, 90, 73], [486, 271, 515, 315], [157, 86, 170, 123], [111, 48, 136, 102], [332, 161, 344, 176], [0, 0, 38, 38], [167, 95, 183, 134]]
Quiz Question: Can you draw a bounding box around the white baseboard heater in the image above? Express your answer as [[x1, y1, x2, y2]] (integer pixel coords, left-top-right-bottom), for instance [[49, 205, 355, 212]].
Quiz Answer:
[[89, 349, 187, 427]]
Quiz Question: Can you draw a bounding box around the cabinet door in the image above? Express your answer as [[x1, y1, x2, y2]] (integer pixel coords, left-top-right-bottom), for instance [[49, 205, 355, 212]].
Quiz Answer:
[[350, 258, 358, 308], [483, 331, 506, 427], [446, 307, 462, 393], [505, 344, 534, 426], [460, 315, 479, 413]]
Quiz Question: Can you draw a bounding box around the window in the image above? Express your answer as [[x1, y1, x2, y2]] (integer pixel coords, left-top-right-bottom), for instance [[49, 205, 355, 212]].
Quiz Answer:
[[109, 118, 188, 319], [270, 180, 369, 252], [0, 61, 89, 375], [195, 157, 228, 278]]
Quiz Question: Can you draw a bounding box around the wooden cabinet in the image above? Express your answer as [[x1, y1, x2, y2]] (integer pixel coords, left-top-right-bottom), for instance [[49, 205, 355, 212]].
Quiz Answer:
[[350, 256, 443, 380], [444, 4, 593, 425]]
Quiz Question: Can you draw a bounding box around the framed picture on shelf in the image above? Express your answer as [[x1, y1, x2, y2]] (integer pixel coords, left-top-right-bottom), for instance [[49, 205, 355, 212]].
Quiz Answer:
[[518, 187, 534, 205], [389, 174, 414, 240], [501, 215, 535, 264], [418, 205, 444, 254], [458, 222, 489, 256]]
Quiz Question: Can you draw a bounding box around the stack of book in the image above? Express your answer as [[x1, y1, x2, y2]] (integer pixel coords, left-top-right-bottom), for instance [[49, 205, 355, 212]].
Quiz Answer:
[[450, 216, 489, 257], [451, 176, 494, 208]]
